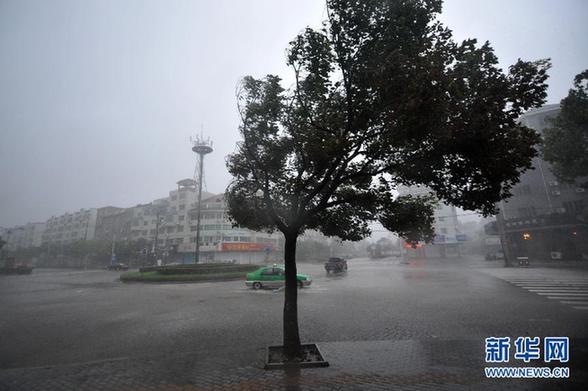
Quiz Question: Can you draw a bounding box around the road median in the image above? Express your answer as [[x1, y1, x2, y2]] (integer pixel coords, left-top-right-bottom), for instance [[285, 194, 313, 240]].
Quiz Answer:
[[120, 263, 260, 283]]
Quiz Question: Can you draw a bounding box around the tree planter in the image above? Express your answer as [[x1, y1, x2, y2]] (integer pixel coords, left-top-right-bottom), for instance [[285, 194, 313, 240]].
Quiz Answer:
[[264, 344, 329, 369]]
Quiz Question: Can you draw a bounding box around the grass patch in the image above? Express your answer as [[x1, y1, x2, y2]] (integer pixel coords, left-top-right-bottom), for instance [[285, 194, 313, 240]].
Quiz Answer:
[[120, 270, 247, 283]]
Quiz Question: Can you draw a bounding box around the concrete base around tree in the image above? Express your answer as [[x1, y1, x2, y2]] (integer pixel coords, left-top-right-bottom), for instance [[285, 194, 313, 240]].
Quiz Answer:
[[264, 343, 329, 369]]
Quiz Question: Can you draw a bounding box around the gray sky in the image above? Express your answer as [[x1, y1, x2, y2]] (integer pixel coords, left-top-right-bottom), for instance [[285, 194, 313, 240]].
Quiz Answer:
[[1, 0, 587, 227]]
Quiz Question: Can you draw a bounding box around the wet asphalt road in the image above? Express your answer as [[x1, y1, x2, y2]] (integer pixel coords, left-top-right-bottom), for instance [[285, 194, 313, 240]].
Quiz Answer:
[[1, 257, 587, 370]]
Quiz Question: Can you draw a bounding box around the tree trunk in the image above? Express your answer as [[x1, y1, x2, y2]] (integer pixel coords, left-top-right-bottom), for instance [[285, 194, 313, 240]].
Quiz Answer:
[[283, 232, 302, 359]]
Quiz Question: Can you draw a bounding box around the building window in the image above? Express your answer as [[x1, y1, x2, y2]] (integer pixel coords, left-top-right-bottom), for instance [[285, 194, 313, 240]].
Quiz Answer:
[[179, 205, 185, 210], [191, 226, 197, 232], [515, 184, 532, 196], [179, 215, 185, 221], [517, 207, 537, 217]]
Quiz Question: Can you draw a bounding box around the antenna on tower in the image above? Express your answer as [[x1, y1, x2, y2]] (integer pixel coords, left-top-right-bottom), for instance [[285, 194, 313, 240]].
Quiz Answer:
[[190, 132, 213, 264]]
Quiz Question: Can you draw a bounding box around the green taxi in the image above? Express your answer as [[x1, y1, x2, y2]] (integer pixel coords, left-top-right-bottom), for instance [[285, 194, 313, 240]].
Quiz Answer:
[[245, 265, 311, 289]]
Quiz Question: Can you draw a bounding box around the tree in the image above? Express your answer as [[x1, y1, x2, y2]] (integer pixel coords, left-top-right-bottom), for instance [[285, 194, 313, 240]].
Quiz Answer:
[[543, 70, 588, 186], [226, 0, 549, 360]]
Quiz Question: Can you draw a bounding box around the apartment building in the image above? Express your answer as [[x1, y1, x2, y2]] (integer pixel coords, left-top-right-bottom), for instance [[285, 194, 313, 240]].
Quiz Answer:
[[42, 208, 98, 245], [127, 179, 212, 248], [1, 222, 46, 250], [5, 178, 280, 264], [498, 104, 588, 261], [94, 207, 133, 242], [188, 193, 280, 264]]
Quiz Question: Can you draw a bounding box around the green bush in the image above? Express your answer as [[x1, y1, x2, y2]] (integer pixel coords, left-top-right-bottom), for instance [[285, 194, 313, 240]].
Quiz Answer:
[[139, 263, 259, 275], [120, 270, 247, 283]]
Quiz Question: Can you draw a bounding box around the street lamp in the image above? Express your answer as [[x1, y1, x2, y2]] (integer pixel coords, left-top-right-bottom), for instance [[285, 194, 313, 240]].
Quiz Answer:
[[152, 211, 165, 265]]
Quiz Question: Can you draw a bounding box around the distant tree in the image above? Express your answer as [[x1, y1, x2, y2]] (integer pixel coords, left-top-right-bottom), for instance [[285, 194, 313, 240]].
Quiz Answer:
[[226, 0, 549, 360], [296, 239, 328, 260], [368, 237, 397, 258], [543, 70, 588, 186]]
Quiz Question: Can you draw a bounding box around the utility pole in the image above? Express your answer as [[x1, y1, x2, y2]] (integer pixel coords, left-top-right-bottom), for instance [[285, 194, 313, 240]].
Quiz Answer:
[[152, 209, 164, 264], [497, 203, 511, 267], [111, 231, 116, 266]]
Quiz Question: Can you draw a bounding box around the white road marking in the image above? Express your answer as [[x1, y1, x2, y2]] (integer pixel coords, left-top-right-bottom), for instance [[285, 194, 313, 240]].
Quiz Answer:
[[535, 292, 588, 297], [528, 289, 588, 292], [513, 282, 588, 285], [524, 286, 588, 289], [516, 284, 588, 286], [486, 273, 588, 310], [507, 279, 588, 285], [512, 282, 588, 286]]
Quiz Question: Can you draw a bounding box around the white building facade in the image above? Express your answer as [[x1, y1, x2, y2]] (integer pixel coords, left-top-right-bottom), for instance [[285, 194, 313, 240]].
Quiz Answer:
[[397, 185, 462, 258], [42, 209, 98, 245], [1, 222, 46, 250], [127, 179, 280, 264]]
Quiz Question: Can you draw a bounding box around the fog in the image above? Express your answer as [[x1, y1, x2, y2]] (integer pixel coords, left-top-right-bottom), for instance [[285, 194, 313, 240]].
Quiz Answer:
[[1, 0, 587, 226]]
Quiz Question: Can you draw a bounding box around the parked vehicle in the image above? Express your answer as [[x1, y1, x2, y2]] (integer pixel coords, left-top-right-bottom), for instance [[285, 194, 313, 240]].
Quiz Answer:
[[0, 257, 32, 275], [105, 263, 129, 271], [245, 265, 311, 289], [485, 251, 504, 261], [517, 257, 530, 267], [324, 257, 347, 274]]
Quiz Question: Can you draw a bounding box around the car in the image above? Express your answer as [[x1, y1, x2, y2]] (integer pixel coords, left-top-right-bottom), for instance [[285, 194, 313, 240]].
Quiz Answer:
[[324, 257, 347, 274], [105, 263, 129, 271], [485, 251, 504, 261], [245, 265, 311, 289]]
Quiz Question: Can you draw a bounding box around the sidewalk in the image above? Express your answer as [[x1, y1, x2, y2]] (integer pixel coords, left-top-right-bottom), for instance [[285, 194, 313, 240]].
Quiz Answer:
[[1, 339, 586, 390]]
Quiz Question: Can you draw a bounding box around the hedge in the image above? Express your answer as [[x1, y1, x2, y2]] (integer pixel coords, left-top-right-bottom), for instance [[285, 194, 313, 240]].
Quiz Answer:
[[120, 270, 248, 283], [139, 263, 260, 275]]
